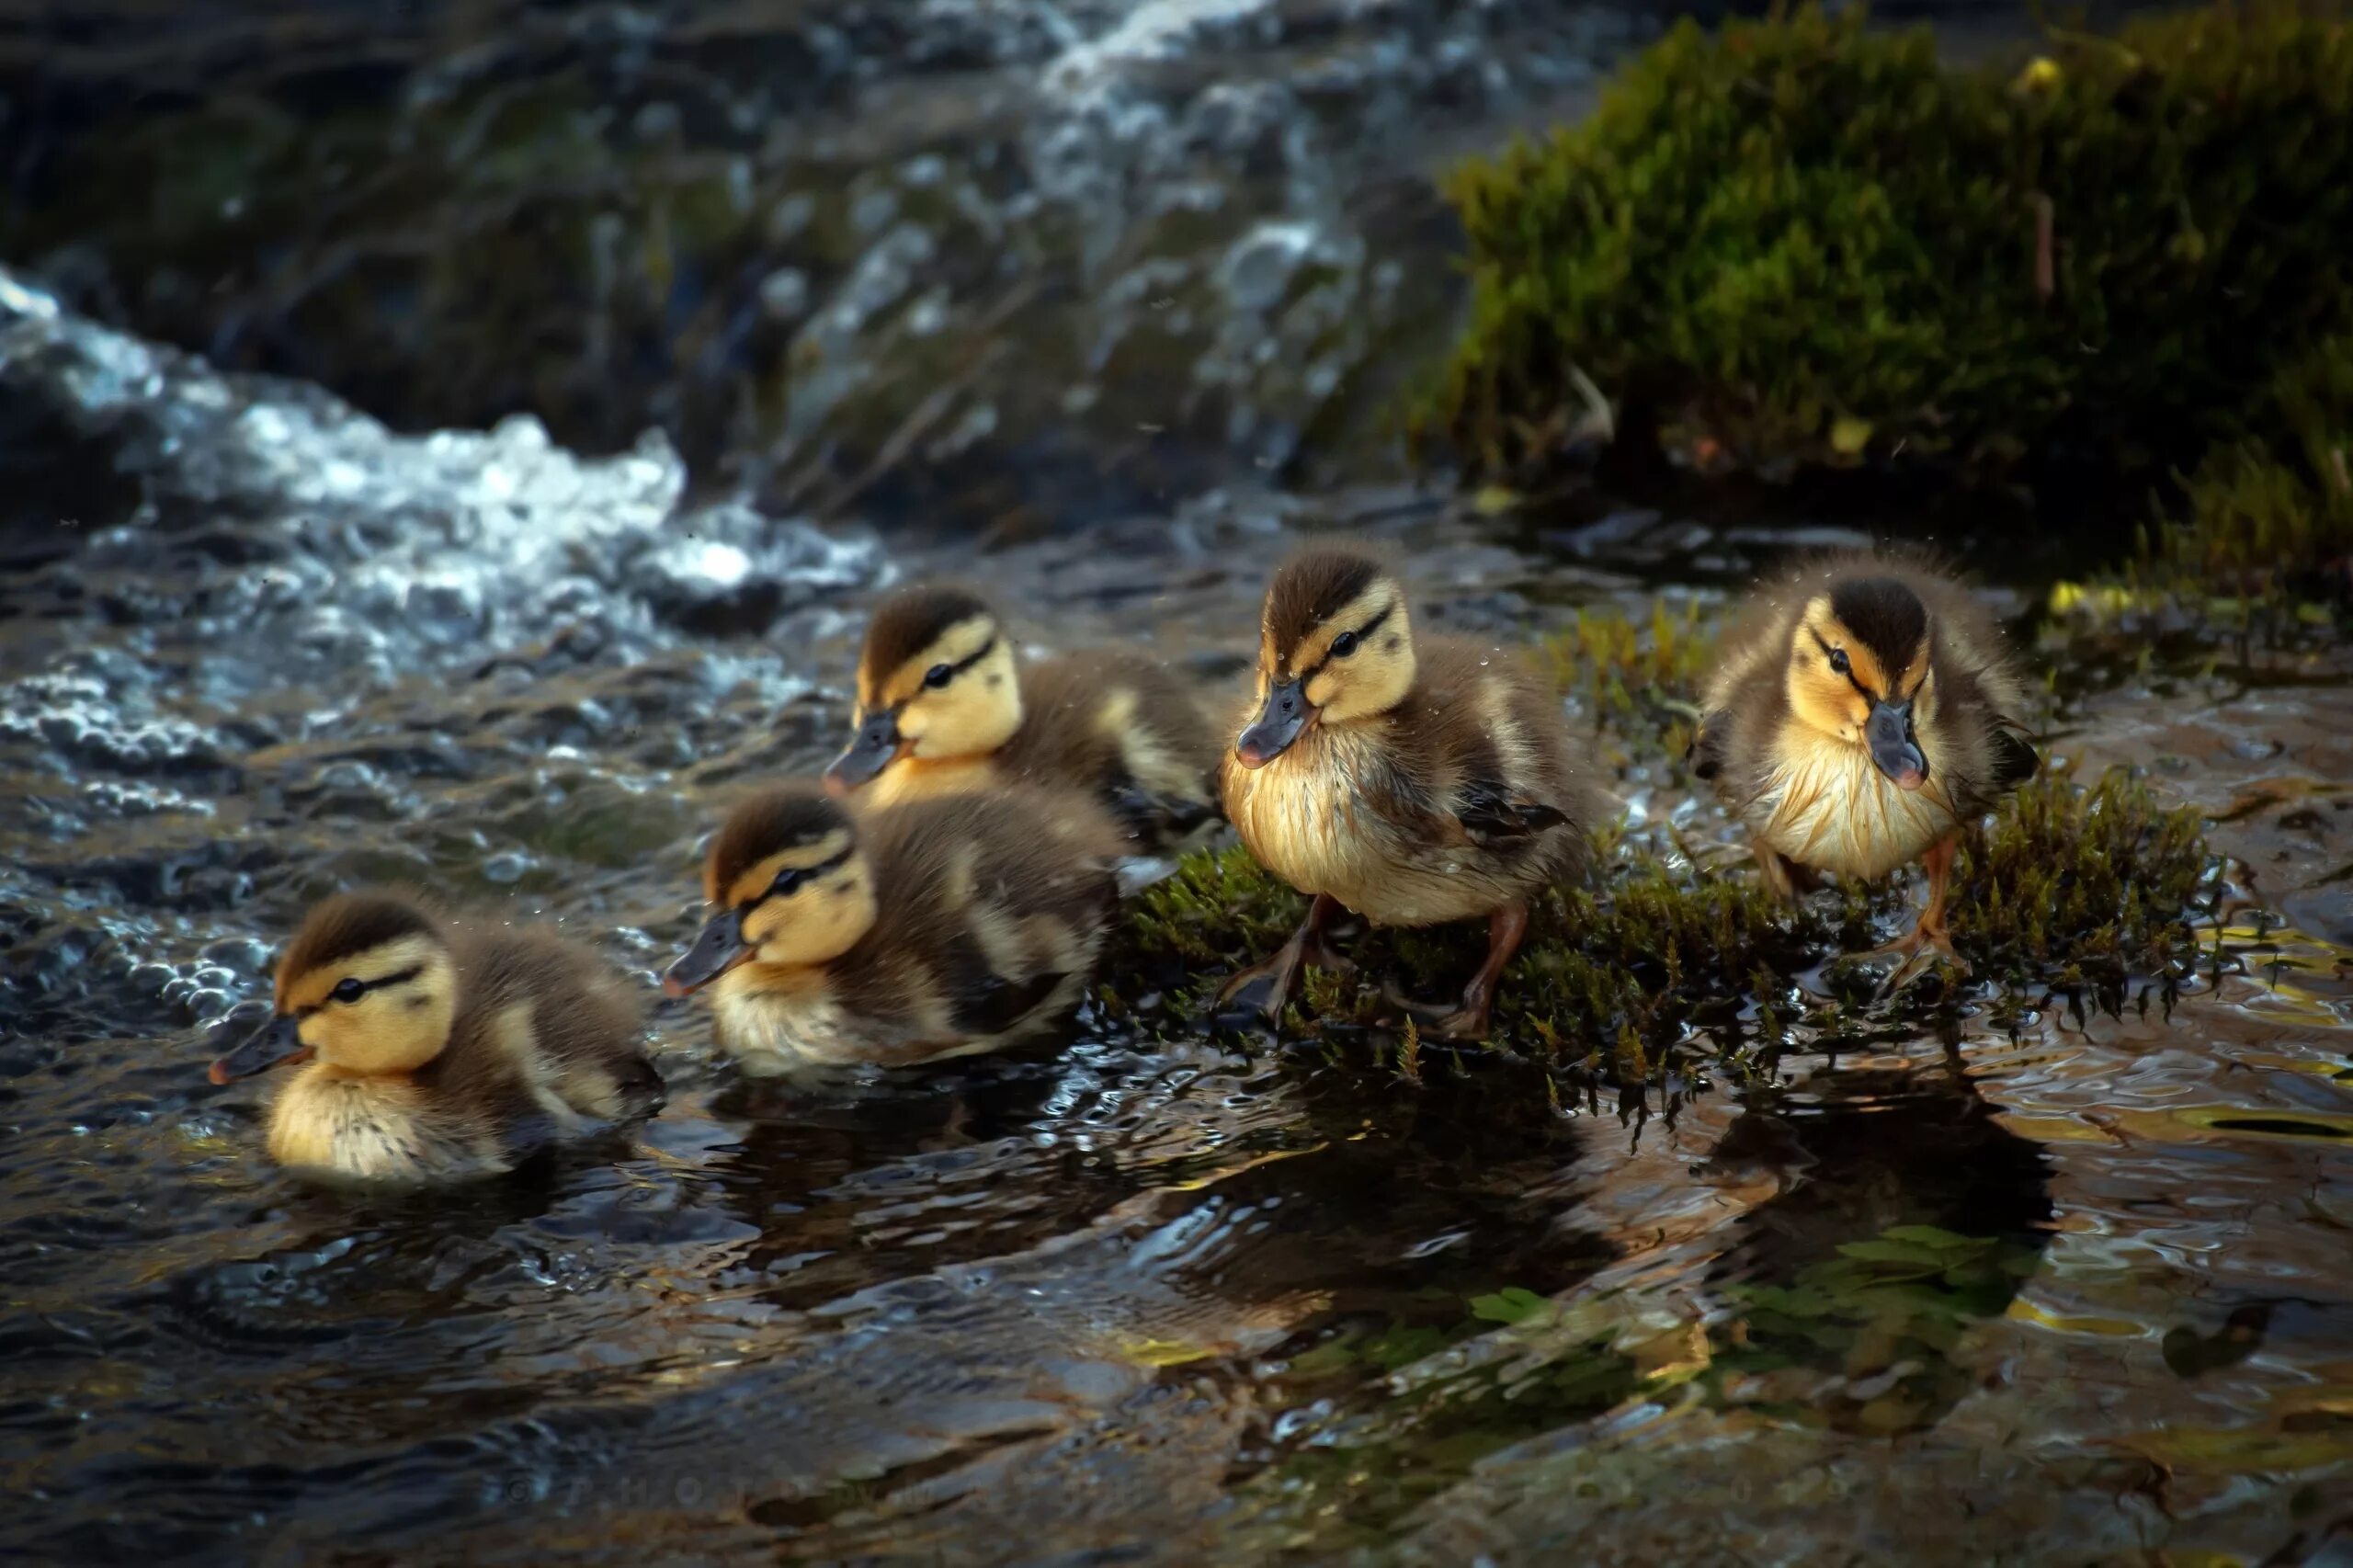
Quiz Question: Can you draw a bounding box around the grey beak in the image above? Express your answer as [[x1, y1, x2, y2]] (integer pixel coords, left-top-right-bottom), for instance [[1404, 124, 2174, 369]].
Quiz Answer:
[[1866, 700, 1927, 790], [824, 711, 904, 796], [1234, 678, 1313, 769], [664, 908, 749, 996], [210, 1013, 308, 1084]]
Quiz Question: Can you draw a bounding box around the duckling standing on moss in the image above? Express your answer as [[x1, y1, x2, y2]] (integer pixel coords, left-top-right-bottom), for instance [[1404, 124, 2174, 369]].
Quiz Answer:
[[207, 892, 664, 1182], [1219, 547, 1606, 1040], [1690, 552, 2038, 984], [664, 784, 1124, 1074], [822, 583, 1222, 852]]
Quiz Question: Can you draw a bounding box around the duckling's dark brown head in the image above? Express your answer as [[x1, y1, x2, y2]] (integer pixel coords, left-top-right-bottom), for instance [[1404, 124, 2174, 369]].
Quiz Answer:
[[826, 583, 1024, 794], [1237, 547, 1417, 767], [210, 891, 456, 1085], [668, 786, 878, 994], [1787, 574, 1934, 790]]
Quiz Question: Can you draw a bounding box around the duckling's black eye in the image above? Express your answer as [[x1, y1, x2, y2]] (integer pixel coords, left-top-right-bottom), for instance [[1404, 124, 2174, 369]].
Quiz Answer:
[[771, 868, 807, 897], [330, 977, 366, 1005], [1331, 631, 1359, 659], [1827, 648, 1851, 676], [923, 663, 954, 689]]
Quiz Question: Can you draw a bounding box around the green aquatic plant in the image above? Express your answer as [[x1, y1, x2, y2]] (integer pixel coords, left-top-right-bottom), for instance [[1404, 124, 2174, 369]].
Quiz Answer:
[[1243, 1308, 1643, 1550], [1716, 1221, 2044, 1435], [1953, 764, 2211, 985], [1106, 760, 2211, 1091], [1417, 2, 2353, 480]]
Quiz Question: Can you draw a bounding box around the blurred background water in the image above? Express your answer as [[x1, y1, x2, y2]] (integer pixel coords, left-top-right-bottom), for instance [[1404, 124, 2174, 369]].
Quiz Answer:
[[3, 3, 2351, 1564]]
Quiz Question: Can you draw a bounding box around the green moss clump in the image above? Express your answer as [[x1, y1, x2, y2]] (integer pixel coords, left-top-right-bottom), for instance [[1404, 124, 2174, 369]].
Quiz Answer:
[[1955, 765, 2211, 985], [1418, 3, 2353, 478], [1112, 844, 1305, 996], [1108, 839, 1817, 1087], [1108, 761, 2211, 1092]]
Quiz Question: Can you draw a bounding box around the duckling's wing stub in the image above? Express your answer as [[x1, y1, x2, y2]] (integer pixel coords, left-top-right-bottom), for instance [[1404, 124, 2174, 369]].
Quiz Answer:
[[1990, 728, 2040, 791], [1109, 779, 1221, 840], [1688, 717, 1727, 781], [947, 970, 1071, 1037], [607, 1052, 667, 1120], [1454, 783, 1570, 846]]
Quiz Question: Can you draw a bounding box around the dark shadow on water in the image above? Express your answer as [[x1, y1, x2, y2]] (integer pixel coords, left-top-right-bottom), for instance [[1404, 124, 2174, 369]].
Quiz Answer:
[[1704, 1062, 2057, 1435]]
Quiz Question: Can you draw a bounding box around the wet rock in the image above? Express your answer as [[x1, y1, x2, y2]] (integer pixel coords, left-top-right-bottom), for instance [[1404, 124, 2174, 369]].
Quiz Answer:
[[1216, 222, 1314, 316], [0, 0, 1654, 530]]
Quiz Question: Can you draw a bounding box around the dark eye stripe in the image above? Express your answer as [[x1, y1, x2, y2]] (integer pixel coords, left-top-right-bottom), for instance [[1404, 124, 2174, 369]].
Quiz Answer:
[[298, 962, 425, 1017], [1810, 630, 1878, 702], [902, 635, 997, 708], [1297, 601, 1393, 682], [745, 843, 857, 912]]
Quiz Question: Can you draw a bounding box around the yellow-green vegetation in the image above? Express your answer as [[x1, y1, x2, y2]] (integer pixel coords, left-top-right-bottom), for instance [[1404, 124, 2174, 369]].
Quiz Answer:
[[1417, 3, 2353, 478], [1108, 600, 2211, 1089], [1953, 765, 2210, 983], [2052, 331, 2353, 638], [1541, 597, 1710, 763], [1103, 760, 2211, 1092]]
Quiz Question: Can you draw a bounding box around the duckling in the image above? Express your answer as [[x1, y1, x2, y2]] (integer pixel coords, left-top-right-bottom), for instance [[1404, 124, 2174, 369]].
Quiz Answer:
[[662, 783, 1124, 1074], [1690, 551, 2038, 983], [206, 891, 664, 1182], [1219, 546, 1606, 1040], [822, 582, 1222, 851]]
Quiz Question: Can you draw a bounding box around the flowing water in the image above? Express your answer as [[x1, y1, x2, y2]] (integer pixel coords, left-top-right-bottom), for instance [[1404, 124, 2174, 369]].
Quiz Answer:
[[6, 267, 2352, 1566], [6, 1, 2353, 1561]]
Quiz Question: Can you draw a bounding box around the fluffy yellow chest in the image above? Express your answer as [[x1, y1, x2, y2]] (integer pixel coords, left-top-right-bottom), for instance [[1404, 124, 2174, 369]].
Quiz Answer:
[[870, 756, 998, 808], [267, 1067, 505, 1182], [1224, 736, 1505, 926], [711, 965, 868, 1074], [1748, 724, 1961, 878], [1226, 745, 1370, 898]]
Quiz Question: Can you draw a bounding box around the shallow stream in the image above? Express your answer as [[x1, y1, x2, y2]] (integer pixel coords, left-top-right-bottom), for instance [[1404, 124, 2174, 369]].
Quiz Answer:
[[5, 268, 2351, 1564], [5, 0, 2353, 1560]]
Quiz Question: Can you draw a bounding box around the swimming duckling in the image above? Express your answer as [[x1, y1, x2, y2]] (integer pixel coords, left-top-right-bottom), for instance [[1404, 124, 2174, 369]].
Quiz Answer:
[[1219, 546, 1606, 1040], [663, 783, 1124, 1074], [822, 582, 1222, 851], [207, 891, 664, 1182], [1690, 551, 2038, 983]]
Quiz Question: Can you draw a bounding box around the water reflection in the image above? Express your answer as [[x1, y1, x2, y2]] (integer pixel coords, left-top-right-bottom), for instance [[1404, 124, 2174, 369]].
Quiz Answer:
[[5, 271, 2353, 1562], [1707, 1064, 2054, 1435]]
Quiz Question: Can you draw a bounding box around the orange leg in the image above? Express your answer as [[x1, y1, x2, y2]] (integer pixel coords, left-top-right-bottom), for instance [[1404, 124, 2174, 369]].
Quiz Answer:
[[1387, 902, 1530, 1043], [1872, 834, 1971, 991], [1217, 893, 1352, 1022]]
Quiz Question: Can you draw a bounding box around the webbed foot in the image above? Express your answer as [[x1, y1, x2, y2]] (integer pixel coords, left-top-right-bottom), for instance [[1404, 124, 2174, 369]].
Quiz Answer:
[[1214, 893, 1351, 1025]]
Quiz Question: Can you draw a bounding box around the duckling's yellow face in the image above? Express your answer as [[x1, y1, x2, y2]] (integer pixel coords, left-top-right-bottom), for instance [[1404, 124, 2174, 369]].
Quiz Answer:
[[1785, 585, 1936, 790], [210, 930, 458, 1085], [1236, 554, 1416, 767], [732, 828, 879, 968], [281, 936, 460, 1074], [666, 805, 879, 995], [827, 604, 1023, 794]]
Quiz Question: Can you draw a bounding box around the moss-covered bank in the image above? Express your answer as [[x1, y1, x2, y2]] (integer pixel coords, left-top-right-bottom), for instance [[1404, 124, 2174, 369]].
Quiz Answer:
[[1417, 3, 2353, 482], [1103, 592, 2215, 1101]]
